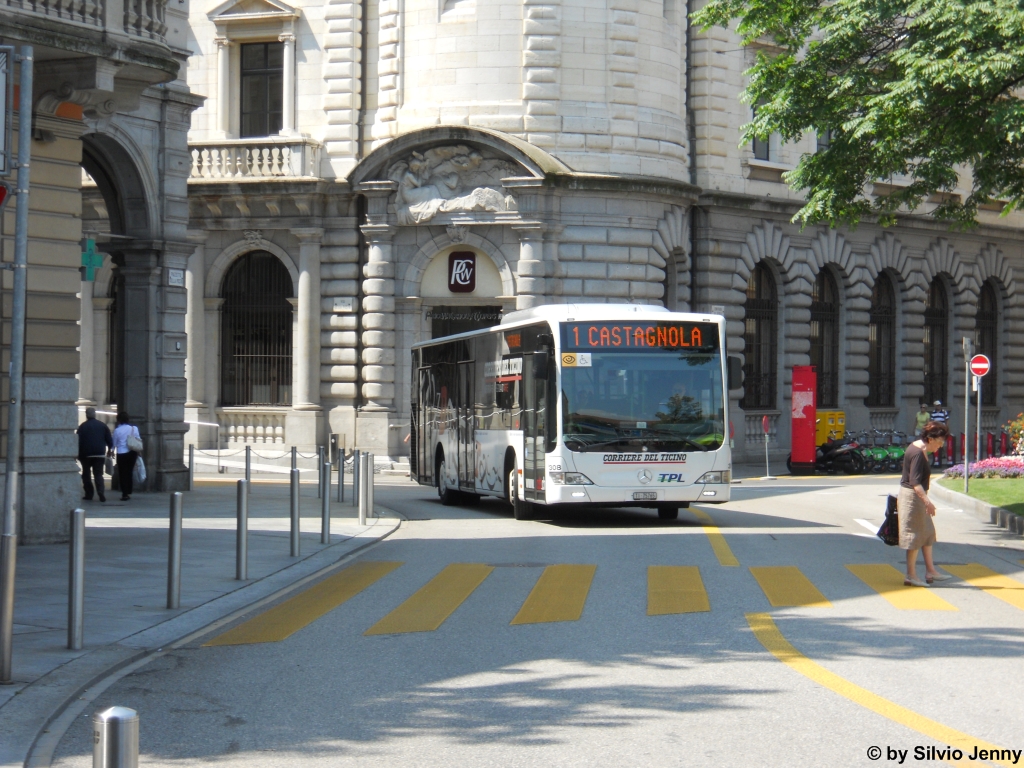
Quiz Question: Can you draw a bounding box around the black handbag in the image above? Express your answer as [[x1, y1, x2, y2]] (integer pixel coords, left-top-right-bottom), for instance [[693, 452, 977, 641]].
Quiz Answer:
[[876, 494, 899, 546], [110, 464, 120, 492]]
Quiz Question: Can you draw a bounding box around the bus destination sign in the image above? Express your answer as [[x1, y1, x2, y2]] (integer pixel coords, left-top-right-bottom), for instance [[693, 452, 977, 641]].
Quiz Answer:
[[562, 321, 719, 351]]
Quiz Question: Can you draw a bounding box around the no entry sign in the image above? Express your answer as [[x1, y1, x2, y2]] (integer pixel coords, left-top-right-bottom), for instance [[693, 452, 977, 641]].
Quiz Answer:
[[970, 354, 991, 377]]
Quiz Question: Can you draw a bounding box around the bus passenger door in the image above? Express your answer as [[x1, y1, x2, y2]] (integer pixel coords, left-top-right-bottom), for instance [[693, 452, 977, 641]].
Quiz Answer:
[[522, 353, 548, 501], [457, 361, 475, 489], [417, 367, 432, 485]]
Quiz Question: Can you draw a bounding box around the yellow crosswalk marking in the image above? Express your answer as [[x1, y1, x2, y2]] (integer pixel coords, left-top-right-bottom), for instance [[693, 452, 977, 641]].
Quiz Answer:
[[846, 564, 957, 611], [205, 561, 403, 646], [747, 613, 1016, 767], [647, 566, 709, 615], [690, 508, 739, 567], [750, 566, 832, 608], [944, 564, 1024, 612], [365, 563, 494, 635], [511, 564, 596, 625]]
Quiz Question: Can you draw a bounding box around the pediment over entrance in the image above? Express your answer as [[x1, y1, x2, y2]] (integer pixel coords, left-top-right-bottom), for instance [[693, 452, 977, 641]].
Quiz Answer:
[[387, 145, 520, 225], [349, 126, 570, 226], [208, 0, 298, 22]]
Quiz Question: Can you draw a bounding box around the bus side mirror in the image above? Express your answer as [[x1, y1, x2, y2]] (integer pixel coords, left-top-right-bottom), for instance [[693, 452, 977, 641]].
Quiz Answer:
[[728, 356, 743, 390], [533, 351, 550, 379]]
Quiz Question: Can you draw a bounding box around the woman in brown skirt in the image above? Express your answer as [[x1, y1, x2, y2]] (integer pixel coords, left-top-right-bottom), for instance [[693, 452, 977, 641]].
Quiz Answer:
[[899, 420, 953, 587]]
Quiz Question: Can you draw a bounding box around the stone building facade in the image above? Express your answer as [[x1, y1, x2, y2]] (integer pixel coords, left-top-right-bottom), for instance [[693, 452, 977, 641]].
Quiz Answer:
[[131, 0, 1021, 464], [1, 0, 200, 540]]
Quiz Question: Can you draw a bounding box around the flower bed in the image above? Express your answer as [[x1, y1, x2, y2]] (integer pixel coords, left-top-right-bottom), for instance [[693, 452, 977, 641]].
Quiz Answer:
[[943, 456, 1024, 479]]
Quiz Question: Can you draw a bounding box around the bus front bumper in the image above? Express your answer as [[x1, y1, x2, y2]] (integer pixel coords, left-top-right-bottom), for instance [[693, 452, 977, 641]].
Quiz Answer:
[[544, 484, 730, 505]]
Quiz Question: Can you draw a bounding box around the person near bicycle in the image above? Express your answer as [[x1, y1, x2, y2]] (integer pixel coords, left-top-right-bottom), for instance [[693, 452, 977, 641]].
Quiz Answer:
[[914, 403, 930, 437]]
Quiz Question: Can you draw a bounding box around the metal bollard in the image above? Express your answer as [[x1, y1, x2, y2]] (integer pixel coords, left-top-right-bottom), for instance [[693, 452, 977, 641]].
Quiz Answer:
[[188, 444, 194, 491], [68, 508, 85, 651], [291, 445, 297, 471], [245, 445, 251, 484], [93, 706, 139, 768], [167, 493, 182, 609], [236, 479, 248, 580], [290, 468, 300, 557], [357, 455, 367, 526], [352, 449, 361, 508], [317, 446, 324, 498], [366, 452, 374, 519], [342, 450, 350, 505], [321, 461, 331, 544]]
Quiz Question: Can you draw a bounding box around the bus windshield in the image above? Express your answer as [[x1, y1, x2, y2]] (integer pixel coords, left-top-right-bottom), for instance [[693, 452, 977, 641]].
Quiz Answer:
[[559, 322, 724, 452]]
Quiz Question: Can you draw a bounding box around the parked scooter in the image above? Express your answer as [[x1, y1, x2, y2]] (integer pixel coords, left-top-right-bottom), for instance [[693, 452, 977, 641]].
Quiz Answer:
[[787, 430, 864, 475]]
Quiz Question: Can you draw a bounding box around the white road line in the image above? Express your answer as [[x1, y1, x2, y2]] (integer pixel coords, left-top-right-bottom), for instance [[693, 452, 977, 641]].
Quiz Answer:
[[854, 518, 880, 534]]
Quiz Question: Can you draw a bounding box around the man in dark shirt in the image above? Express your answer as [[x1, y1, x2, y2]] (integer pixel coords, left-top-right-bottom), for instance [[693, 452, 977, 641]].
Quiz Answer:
[[77, 407, 113, 502]]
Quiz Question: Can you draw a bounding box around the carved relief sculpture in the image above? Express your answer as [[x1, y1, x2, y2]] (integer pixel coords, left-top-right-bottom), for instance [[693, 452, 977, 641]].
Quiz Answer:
[[386, 145, 519, 225]]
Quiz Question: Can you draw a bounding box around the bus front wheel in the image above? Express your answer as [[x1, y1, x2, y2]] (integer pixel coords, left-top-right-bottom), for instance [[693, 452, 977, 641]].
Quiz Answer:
[[438, 460, 458, 506], [509, 468, 532, 520]]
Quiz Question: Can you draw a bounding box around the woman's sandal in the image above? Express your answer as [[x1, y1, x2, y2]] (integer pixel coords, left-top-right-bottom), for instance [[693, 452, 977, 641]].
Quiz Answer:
[[904, 577, 929, 587], [926, 573, 952, 584]]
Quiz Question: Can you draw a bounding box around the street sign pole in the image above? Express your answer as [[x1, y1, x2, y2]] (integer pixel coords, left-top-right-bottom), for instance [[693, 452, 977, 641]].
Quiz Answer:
[[975, 375, 982, 463], [0, 46, 33, 684], [963, 338, 972, 495]]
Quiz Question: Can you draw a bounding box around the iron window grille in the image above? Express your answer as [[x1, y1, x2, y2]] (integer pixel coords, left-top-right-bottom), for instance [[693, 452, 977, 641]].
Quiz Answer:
[[922, 278, 948, 406], [220, 251, 293, 407], [866, 275, 896, 407], [240, 42, 284, 138], [741, 263, 778, 410], [809, 269, 840, 407], [976, 281, 998, 403]]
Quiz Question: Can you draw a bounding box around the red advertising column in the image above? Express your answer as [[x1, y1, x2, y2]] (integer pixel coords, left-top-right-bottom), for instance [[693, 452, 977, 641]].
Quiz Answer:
[[791, 365, 817, 475]]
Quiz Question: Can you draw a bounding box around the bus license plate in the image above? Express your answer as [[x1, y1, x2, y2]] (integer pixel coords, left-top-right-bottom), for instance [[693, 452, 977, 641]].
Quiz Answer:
[[633, 491, 657, 501]]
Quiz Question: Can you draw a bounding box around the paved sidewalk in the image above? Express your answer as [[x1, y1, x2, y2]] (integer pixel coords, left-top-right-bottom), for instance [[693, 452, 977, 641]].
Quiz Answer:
[[0, 479, 400, 768]]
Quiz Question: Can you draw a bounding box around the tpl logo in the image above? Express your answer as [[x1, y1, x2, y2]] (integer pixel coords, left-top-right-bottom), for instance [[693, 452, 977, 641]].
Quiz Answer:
[[448, 251, 476, 293], [657, 473, 686, 483]]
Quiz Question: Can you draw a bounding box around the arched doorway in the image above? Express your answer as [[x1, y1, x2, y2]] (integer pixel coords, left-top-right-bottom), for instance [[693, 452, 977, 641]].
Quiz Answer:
[[220, 252, 294, 407], [78, 131, 192, 490]]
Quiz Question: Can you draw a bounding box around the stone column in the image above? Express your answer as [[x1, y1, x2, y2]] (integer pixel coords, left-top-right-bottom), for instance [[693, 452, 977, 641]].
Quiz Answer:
[[204, 297, 224, 446], [292, 229, 323, 409], [92, 297, 113, 406], [185, 235, 207, 409], [279, 32, 298, 136], [360, 225, 396, 410], [216, 37, 232, 137], [513, 224, 547, 309], [77, 279, 95, 405], [117, 241, 191, 491]]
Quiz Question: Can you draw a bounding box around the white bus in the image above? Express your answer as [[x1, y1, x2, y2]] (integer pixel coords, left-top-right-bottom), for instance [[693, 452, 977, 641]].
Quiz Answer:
[[411, 304, 738, 520]]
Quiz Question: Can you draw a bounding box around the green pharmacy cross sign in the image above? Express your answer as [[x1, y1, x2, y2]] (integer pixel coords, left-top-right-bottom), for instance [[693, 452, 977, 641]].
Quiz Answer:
[[80, 238, 103, 281]]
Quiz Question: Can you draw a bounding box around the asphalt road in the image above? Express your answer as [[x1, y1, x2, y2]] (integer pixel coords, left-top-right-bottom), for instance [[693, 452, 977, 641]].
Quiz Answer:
[[51, 477, 1024, 767]]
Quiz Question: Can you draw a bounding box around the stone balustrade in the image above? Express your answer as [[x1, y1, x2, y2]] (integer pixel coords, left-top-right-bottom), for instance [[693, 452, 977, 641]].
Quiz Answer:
[[4, 0, 168, 41], [190, 138, 322, 181], [216, 408, 288, 445]]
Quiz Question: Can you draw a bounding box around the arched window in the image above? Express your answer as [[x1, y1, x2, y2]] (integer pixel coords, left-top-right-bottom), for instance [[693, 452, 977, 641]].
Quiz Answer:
[[221, 251, 293, 406], [923, 278, 948, 406], [741, 263, 778, 410], [809, 269, 840, 407], [866, 274, 896, 407], [976, 281, 999, 403]]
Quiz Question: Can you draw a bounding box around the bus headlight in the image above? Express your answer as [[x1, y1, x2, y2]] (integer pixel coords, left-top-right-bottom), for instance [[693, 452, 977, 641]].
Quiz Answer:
[[549, 472, 594, 485], [697, 471, 731, 484]]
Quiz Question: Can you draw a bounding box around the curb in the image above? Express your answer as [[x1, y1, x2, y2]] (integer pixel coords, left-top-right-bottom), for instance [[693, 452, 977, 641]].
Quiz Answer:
[[2, 506, 403, 768], [930, 483, 1024, 537]]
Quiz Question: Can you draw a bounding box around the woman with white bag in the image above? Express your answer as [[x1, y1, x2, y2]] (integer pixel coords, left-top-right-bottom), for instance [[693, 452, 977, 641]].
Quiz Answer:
[[112, 411, 144, 501]]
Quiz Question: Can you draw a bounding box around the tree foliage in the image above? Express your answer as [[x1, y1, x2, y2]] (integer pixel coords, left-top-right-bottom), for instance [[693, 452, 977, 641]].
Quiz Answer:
[[693, 0, 1024, 228]]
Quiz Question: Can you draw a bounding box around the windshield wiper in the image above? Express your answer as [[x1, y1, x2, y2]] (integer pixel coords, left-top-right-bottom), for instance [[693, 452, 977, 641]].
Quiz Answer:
[[640, 429, 710, 452]]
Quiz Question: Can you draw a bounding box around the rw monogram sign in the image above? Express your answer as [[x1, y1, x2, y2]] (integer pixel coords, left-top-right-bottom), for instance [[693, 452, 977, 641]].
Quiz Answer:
[[448, 251, 476, 293]]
